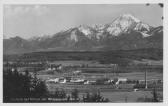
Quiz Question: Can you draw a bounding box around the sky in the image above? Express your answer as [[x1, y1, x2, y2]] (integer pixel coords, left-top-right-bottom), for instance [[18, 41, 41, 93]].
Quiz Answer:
[[3, 4, 163, 39]]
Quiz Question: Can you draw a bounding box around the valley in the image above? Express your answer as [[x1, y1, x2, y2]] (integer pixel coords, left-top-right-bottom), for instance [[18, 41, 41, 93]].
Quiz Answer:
[[3, 49, 163, 102]]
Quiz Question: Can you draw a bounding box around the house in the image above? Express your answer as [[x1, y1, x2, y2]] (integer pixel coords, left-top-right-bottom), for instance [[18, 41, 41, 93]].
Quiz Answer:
[[84, 80, 96, 85], [70, 78, 85, 83], [52, 67, 56, 70], [47, 68, 52, 71], [115, 78, 128, 85], [73, 70, 82, 75], [46, 78, 59, 83], [59, 78, 66, 83], [57, 65, 63, 70], [11, 68, 15, 72], [134, 89, 139, 92], [45, 63, 63, 71], [106, 79, 114, 84]]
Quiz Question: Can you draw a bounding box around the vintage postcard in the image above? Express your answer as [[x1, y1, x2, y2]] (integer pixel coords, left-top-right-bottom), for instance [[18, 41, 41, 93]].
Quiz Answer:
[[1, 0, 167, 105]]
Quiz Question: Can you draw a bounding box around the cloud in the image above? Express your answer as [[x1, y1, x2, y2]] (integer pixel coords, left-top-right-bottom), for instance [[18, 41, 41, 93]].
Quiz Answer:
[[4, 5, 49, 18]]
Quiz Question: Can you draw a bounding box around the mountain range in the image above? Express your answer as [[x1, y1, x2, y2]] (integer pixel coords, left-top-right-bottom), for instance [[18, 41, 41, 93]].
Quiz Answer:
[[3, 14, 163, 54]]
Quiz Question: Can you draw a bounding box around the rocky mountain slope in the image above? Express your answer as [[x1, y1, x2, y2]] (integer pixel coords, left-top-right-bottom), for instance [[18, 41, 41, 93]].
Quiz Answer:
[[3, 14, 163, 54]]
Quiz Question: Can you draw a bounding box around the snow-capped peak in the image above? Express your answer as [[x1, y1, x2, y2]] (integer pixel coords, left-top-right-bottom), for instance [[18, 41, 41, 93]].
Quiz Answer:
[[28, 35, 52, 42], [91, 24, 105, 30], [78, 25, 92, 35], [72, 14, 153, 39], [119, 14, 140, 23], [105, 14, 140, 35], [105, 14, 152, 36]]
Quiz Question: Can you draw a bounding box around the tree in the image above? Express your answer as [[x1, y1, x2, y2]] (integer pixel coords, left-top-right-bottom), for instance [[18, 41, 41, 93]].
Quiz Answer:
[[91, 90, 102, 102], [3, 69, 32, 100], [152, 87, 159, 102], [31, 79, 48, 98], [3, 69, 48, 102], [59, 89, 66, 99], [83, 90, 109, 102], [71, 89, 79, 101], [54, 89, 67, 99]]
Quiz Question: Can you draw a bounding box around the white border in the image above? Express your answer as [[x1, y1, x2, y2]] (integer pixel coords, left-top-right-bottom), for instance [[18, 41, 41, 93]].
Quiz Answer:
[[0, 0, 167, 106], [0, 0, 165, 4]]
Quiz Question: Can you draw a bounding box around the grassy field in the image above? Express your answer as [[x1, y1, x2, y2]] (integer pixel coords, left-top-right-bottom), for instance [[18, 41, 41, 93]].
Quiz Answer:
[[44, 81, 163, 102], [45, 84, 162, 102], [99, 90, 162, 102]]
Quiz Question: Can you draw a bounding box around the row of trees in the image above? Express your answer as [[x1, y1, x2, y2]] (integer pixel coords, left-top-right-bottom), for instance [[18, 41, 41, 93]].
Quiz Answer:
[[49, 88, 109, 102]]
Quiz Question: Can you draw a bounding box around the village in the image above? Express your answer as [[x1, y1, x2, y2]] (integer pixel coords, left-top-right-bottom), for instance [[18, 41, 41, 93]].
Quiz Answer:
[[4, 60, 163, 91], [3, 56, 163, 102]]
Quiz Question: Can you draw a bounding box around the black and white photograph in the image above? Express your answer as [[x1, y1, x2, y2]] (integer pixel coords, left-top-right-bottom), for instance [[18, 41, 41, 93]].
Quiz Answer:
[[1, 0, 166, 104]]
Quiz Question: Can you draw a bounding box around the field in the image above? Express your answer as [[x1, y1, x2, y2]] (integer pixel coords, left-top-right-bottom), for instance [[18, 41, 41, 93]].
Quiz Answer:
[[43, 82, 163, 102], [100, 90, 163, 102]]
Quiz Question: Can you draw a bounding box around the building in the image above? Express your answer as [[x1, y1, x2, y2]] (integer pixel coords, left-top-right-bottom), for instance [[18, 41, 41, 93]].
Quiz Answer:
[[73, 70, 82, 75], [70, 78, 85, 83], [46, 78, 59, 83], [84, 80, 96, 85], [115, 78, 128, 85], [59, 78, 66, 83]]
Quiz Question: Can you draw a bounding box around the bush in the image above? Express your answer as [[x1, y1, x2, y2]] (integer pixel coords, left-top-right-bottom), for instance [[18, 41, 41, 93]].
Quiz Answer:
[[83, 90, 109, 102], [71, 89, 79, 101], [54, 88, 67, 99], [96, 78, 109, 85], [133, 84, 146, 89]]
